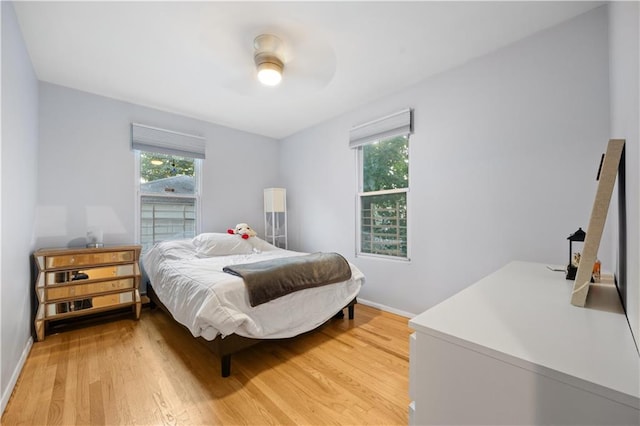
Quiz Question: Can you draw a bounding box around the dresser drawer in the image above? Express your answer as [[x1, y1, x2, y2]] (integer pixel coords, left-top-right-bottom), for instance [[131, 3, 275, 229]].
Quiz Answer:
[[45, 291, 135, 318], [45, 250, 135, 268], [45, 264, 136, 285], [46, 278, 135, 300]]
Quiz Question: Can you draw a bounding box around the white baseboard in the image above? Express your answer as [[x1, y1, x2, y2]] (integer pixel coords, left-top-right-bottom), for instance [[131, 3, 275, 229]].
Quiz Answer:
[[357, 298, 416, 319], [1, 336, 33, 416]]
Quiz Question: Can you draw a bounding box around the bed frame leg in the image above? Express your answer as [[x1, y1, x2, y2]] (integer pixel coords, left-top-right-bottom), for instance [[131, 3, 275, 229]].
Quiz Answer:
[[221, 355, 231, 377], [333, 304, 355, 320], [147, 282, 157, 310]]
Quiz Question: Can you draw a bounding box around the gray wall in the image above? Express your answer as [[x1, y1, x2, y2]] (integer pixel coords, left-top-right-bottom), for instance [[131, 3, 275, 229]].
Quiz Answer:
[[279, 6, 613, 316], [609, 1, 639, 345], [1, 1, 39, 413], [36, 83, 280, 249]]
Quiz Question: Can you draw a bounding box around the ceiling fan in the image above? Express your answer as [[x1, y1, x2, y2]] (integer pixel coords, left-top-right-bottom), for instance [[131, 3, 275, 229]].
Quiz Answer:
[[254, 34, 285, 86], [214, 28, 337, 96]]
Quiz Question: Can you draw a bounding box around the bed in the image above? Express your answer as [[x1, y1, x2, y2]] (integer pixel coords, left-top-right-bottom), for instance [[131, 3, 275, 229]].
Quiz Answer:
[[142, 233, 364, 376]]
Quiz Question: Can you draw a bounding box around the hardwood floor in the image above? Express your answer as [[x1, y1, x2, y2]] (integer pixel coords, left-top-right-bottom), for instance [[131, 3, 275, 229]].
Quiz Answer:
[[2, 304, 411, 425]]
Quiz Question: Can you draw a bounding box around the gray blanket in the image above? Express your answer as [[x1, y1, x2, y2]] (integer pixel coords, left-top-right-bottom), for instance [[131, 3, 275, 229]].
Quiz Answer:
[[223, 252, 352, 307]]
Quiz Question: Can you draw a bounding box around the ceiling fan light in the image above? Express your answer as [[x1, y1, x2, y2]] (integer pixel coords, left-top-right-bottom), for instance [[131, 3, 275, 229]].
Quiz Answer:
[[257, 61, 283, 86]]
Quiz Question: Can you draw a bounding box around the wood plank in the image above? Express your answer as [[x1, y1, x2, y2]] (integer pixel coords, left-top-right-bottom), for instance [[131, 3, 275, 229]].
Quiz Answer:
[[571, 139, 625, 306], [2, 304, 410, 425], [45, 337, 68, 425]]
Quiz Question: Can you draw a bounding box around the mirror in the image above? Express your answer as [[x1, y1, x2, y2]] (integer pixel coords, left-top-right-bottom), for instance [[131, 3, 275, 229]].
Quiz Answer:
[[45, 264, 135, 285]]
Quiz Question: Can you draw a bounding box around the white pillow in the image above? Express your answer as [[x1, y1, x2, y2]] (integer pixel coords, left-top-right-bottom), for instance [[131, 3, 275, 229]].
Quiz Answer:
[[155, 238, 196, 260], [193, 233, 254, 257], [247, 236, 279, 252]]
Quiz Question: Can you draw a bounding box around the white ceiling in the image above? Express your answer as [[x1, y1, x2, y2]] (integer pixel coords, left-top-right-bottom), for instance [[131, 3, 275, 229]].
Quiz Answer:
[[13, 1, 603, 140]]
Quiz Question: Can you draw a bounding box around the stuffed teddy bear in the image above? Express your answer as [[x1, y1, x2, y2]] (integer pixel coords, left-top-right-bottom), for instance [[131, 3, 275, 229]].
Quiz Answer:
[[227, 223, 257, 239]]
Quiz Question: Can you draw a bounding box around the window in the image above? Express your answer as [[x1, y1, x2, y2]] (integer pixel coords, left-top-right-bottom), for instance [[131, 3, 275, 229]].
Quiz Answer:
[[137, 152, 201, 252], [357, 136, 409, 258], [351, 109, 411, 259], [131, 123, 205, 252]]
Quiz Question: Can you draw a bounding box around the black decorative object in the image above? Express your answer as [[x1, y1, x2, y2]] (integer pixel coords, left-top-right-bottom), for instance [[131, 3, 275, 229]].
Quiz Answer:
[[566, 228, 586, 280]]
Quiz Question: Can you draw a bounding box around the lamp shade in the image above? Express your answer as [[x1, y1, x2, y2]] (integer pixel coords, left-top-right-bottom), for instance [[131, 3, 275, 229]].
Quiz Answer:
[[256, 57, 284, 86], [257, 61, 283, 86], [264, 188, 286, 212], [567, 227, 586, 242]]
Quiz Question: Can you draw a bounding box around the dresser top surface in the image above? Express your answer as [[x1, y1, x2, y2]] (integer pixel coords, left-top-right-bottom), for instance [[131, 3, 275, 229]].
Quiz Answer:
[[409, 261, 640, 405], [34, 245, 141, 256]]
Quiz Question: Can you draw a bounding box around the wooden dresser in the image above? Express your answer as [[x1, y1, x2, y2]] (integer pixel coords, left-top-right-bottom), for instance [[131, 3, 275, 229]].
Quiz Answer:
[[34, 245, 142, 341]]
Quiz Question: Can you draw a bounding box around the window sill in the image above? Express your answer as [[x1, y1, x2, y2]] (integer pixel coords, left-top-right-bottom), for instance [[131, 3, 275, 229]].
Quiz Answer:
[[356, 252, 411, 263]]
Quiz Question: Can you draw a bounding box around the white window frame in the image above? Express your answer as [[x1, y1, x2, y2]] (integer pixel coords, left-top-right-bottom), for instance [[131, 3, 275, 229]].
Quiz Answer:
[[355, 136, 410, 261], [134, 150, 202, 250]]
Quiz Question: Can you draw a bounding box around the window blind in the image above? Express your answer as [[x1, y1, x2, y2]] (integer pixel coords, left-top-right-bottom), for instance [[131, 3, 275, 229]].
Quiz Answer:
[[131, 123, 206, 159], [349, 108, 412, 149]]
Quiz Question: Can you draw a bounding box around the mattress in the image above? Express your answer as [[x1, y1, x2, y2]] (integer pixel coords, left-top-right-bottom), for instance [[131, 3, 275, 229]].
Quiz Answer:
[[142, 236, 364, 341]]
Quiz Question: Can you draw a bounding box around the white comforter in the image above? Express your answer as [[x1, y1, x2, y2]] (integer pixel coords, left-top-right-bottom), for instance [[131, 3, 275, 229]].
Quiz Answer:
[[142, 238, 364, 341]]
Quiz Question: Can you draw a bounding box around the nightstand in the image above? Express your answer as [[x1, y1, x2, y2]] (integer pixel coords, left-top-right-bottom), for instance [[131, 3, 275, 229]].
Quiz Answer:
[[33, 245, 142, 341]]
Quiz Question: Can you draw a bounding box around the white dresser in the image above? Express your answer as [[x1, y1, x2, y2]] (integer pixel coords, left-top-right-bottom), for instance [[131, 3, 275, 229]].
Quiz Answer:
[[408, 261, 639, 425]]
